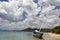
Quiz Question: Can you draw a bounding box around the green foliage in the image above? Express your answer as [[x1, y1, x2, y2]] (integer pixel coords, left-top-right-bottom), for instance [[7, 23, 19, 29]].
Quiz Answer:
[[59, 15, 60, 18], [51, 26, 60, 34]]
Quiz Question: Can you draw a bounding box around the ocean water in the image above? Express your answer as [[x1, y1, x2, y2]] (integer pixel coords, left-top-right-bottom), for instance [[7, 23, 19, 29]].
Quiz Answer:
[[0, 31, 40, 40]]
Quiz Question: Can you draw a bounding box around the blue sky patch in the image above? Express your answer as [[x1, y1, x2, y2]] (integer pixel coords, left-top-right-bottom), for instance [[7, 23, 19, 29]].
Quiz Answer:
[[54, 6, 60, 9], [0, 0, 8, 2], [33, 0, 38, 3], [20, 11, 28, 21], [36, 11, 41, 17]]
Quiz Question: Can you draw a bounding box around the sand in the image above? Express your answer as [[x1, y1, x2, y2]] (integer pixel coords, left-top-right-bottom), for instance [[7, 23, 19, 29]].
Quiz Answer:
[[43, 33, 60, 40]]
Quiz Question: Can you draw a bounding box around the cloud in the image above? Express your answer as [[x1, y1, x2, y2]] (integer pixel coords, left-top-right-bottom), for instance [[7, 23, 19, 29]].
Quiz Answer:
[[0, 0, 60, 30]]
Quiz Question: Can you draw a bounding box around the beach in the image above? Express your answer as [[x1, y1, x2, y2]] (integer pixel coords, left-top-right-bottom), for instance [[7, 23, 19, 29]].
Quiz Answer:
[[43, 33, 60, 40]]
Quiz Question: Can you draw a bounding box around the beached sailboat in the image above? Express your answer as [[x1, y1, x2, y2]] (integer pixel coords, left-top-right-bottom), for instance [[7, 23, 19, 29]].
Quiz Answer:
[[33, 0, 45, 39], [33, 30, 43, 39]]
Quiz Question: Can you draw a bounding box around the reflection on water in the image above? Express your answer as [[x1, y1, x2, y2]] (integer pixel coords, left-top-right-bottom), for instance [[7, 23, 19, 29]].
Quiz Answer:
[[0, 31, 41, 40]]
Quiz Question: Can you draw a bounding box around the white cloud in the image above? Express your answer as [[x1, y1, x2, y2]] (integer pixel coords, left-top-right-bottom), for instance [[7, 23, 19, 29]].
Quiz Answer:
[[0, 0, 60, 30]]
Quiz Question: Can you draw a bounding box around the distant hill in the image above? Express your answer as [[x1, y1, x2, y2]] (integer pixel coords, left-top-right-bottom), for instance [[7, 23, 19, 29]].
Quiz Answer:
[[21, 28, 51, 32], [21, 28, 39, 32], [0, 28, 51, 32]]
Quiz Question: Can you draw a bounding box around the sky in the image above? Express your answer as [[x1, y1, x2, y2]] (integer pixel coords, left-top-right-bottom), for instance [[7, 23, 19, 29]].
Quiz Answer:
[[0, 0, 60, 30]]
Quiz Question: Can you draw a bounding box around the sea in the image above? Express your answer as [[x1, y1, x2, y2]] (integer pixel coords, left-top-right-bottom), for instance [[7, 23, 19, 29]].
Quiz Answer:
[[0, 31, 40, 40]]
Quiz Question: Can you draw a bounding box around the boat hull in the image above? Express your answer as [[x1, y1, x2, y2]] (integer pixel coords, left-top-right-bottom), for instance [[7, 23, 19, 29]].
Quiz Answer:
[[33, 32, 43, 39]]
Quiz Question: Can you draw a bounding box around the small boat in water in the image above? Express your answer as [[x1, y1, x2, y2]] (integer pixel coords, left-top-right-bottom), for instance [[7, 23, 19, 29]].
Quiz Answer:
[[33, 30, 43, 39]]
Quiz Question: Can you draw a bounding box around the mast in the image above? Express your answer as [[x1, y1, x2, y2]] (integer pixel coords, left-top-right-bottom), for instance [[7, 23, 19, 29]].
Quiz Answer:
[[37, 1, 44, 32]]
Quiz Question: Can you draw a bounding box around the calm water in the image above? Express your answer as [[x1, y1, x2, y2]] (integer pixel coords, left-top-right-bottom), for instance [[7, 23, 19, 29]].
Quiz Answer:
[[0, 31, 40, 40]]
